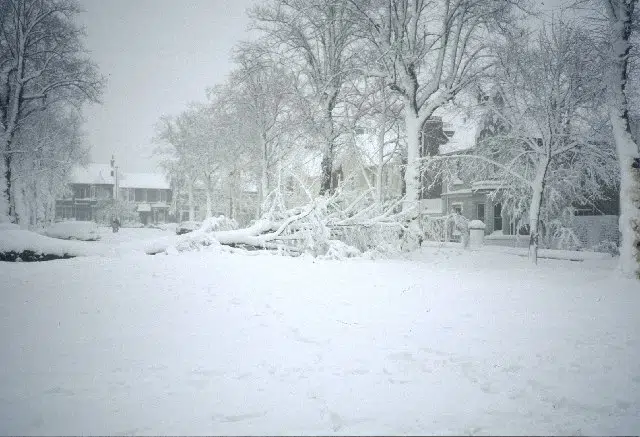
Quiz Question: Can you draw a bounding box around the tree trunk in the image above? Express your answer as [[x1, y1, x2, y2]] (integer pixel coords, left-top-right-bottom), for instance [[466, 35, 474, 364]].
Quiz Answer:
[[319, 105, 336, 195], [4, 153, 13, 221], [605, 0, 640, 277], [187, 176, 195, 221], [228, 171, 235, 220], [377, 114, 386, 208], [610, 111, 640, 276], [403, 111, 421, 212], [320, 143, 334, 195], [205, 185, 212, 219], [528, 159, 550, 265]]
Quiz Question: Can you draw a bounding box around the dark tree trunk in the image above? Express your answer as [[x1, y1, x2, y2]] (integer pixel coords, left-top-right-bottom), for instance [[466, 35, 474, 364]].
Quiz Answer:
[[4, 153, 14, 222]]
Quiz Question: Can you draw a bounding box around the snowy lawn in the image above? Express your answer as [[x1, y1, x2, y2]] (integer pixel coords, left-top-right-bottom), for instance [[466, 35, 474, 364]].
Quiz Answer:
[[0, 246, 638, 435]]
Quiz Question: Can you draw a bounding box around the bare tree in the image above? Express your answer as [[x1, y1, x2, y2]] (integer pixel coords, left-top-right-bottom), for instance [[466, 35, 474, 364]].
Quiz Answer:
[[249, 0, 359, 195], [226, 44, 300, 212], [349, 0, 509, 211], [0, 0, 103, 222]]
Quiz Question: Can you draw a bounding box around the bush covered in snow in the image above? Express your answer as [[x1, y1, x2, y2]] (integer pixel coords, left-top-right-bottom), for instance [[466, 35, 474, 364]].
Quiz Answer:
[[43, 221, 100, 241], [319, 239, 361, 260]]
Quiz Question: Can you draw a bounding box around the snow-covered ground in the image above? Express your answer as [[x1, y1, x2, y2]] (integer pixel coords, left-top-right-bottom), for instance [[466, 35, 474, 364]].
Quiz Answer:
[[0, 230, 638, 435]]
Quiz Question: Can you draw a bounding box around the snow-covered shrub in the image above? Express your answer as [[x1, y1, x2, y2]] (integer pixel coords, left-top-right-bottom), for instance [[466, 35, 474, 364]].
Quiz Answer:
[[43, 221, 100, 241], [549, 225, 582, 251], [200, 215, 238, 233], [319, 239, 361, 260], [591, 240, 619, 256], [543, 208, 582, 251]]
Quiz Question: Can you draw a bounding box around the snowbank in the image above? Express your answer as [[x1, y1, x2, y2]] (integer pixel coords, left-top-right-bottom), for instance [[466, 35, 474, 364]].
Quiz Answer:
[[0, 229, 105, 260], [43, 221, 101, 241]]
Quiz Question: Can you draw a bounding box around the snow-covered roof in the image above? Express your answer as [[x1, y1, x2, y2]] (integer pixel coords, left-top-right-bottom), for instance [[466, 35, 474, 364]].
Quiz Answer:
[[70, 164, 115, 185], [472, 180, 503, 191], [119, 173, 170, 190], [434, 104, 479, 155], [69, 164, 170, 190]]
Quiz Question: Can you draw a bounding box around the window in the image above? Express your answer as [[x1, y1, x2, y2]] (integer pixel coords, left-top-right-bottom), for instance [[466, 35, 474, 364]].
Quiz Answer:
[[135, 188, 146, 202], [147, 189, 158, 202], [160, 190, 167, 202], [74, 185, 90, 199], [476, 203, 485, 222], [90, 186, 96, 199], [494, 203, 503, 231]]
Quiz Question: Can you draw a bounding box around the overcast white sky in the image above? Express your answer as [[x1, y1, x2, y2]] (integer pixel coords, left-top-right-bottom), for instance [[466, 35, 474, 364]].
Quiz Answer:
[[77, 0, 257, 173], [76, 0, 564, 174]]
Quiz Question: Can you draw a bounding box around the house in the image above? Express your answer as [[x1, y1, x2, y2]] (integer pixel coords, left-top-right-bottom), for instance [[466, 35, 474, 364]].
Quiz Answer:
[[347, 104, 619, 249], [55, 162, 172, 225], [118, 172, 172, 225]]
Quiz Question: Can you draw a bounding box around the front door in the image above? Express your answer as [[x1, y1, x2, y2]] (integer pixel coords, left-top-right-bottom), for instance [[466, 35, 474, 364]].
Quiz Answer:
[[493, 203, 503, 232]]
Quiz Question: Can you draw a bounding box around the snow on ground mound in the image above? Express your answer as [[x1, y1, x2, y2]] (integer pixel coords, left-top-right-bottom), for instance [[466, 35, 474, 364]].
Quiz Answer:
[[0, 229, 105, 260], [43, 221, 100, 241], [0, 223, 20, 231]]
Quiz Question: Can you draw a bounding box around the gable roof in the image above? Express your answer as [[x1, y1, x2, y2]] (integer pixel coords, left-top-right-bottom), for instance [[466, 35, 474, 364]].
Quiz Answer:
[[119, 172, 170, 190], [69, 164, 170, 189], [70, 164, 115, 185]]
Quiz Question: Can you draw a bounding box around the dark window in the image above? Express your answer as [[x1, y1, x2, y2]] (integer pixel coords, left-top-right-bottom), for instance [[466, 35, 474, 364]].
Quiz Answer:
[[477, 203, 485, 222], [147, 189, 158, 202], [74, 185, 90, 199], [494, 203, 502, 231], [135, 189, 146, 202]]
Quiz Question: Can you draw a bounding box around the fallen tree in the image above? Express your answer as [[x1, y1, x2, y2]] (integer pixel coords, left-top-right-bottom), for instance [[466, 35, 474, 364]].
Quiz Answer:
[[156, 177, 471, 258]]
